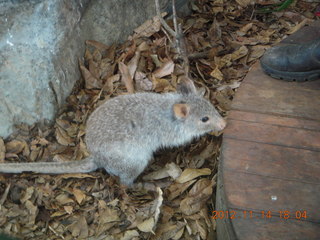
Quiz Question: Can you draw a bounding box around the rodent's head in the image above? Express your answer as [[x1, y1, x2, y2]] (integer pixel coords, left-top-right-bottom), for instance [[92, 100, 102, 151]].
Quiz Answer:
[[174, 78, 226, 135]]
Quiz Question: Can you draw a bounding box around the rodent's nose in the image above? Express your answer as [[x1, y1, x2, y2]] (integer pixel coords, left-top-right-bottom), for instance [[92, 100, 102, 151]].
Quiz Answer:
[[217, 118, 227, 131]]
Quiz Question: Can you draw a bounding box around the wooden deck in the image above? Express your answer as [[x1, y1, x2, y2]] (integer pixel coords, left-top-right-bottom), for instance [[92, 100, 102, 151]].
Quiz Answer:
[[216, 22, 320, 240]]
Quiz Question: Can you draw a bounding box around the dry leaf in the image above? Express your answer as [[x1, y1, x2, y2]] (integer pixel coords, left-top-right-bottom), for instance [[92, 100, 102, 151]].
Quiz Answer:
[[103, 74, 121, 93], [235, 0, 253, 7], [210, 66, 224, 81], [208, 18, 222, 42], [99, 207, 121, 224], [165, 162, 182, 179], [143, 168, 170, 181], [131, 14, 165, 39], [287, 18, 313, 35], [55, 127, 74, 146], [58, 173, 97, 179], [180, 179, 214, 215], [5, 140, 26, 154], [72, 188, 86, 205], [128, 50, 141, 78], [56, 193, 74, 205], [86, 40, 109, 51], [137, 217, 155, 233], [119, 62, 135, 93], [121, 230, 140, 240], [167, 180, 197, 201], [135, 71, 153, 91], [80, 65, 102, 90], [0, 138, 5, 162], [248, 45, 267, 62], [153, 60, 175, 78], [236, 22, 253, 36], [64, 205, 73, 214], [176, 168, 211, 183], [68, 216, 89, 239], [231, 45, 249, 61]]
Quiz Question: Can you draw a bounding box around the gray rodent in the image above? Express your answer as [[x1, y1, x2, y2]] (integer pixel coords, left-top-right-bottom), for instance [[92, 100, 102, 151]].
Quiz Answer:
[[0, 81, 226, 185]]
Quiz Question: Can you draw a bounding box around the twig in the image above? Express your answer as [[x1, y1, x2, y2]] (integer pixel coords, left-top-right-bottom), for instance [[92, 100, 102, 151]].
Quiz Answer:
[[155, 0, 176, 37], [0, 183, 10, 205], [172, 0, 179, 38], [155, 0, 190, 73]]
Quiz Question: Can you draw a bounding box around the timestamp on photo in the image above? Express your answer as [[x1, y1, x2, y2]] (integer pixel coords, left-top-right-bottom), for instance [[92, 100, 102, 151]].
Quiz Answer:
[[212, 210, 308, 220]]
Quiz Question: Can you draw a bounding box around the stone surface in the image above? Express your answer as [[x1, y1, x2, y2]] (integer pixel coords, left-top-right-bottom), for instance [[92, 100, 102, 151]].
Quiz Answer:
[[81, 0, 191, 45], [0, 0, 90, 138], [0, 0, 190, 138]]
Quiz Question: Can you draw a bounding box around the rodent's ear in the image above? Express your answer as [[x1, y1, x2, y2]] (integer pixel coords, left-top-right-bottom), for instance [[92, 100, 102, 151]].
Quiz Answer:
[[173, 103, 190, 119], [177, 76, 197, 95]]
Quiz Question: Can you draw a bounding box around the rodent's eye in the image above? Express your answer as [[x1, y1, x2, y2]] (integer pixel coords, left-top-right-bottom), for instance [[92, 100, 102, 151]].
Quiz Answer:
[[201, 116, 209, 122]]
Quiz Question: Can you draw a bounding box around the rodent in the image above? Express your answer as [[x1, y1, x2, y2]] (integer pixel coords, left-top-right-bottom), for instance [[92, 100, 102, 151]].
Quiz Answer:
[[0, 81, 226, 186]]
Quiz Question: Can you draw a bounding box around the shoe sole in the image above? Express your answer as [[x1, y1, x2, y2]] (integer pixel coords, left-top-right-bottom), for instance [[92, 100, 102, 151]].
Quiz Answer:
[[260, 61, 320, 82]]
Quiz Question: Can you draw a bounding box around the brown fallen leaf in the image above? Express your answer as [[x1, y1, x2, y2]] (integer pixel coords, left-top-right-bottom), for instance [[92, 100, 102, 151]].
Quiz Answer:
[[119, 62, 135, 93], [122, 230, 140, 240], [210, 66, 224, 81], [180, 179, 214, 215], [128, 50, 141, 78], [56, 193, 74, 205], [80, 64, 102, 90], [165, 162, 182, 179], [88, 59, 100, 79], [68, 216, 89, 239], [103, 74, 121, 94], [55, 127, 74, 146], [247, 45, 267, 63], [72, 188, 86, 205], [5, 140, 27, 154], [208, 18, 222, 43], [58, 173, 97, 179], [231, 45, 249, 61], [135, 71, 153, 91], [286, 18, 314, 35], [0, 137, 5, 162], [86, 40, 109, 51], [236, 22, 253, 36], [153, 59, 175, 78], [176, 168, 211, 183], [131, 14, 165, 39], [64, 205, 73, 214], [137, 217, 155, 234], [167, 180, 197, 201], [235, 0, 253, 7], [143, 168, 170, 181], [99, 206, 121, 224]]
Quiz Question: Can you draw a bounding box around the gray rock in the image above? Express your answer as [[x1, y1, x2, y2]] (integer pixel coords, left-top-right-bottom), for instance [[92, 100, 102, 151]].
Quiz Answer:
[[0, 0, 90, 138], [0, 0, 190, 138], [81, 0, 190, 45]]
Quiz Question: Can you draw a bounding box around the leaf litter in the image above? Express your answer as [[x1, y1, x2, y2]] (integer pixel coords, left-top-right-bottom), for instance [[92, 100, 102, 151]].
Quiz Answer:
[[0, 1, 318, 239]]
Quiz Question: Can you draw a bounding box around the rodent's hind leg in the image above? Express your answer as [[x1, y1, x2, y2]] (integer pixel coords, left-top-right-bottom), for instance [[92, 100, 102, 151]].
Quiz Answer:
[[103, 157, 149, 187], [118, 166, 145, 186]]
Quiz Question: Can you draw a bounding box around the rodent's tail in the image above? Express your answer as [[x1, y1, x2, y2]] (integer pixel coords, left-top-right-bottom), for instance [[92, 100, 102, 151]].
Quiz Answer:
[[0, 158, 97, 174]]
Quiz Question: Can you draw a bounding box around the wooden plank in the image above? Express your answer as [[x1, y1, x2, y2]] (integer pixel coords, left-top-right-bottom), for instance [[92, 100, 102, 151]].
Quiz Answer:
[[242, 63, 320, 91], [222, 138, 320, 184], [228, 110, 320, 131], [223, 170, 320, 223], [230, 210, 320, 240], [224, 119, 320, 151], [232, 63, 320, 121]]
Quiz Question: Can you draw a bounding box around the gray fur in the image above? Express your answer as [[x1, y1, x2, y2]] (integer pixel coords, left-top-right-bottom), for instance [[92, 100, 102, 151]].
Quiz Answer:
[[0, 85, 226, 185]]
